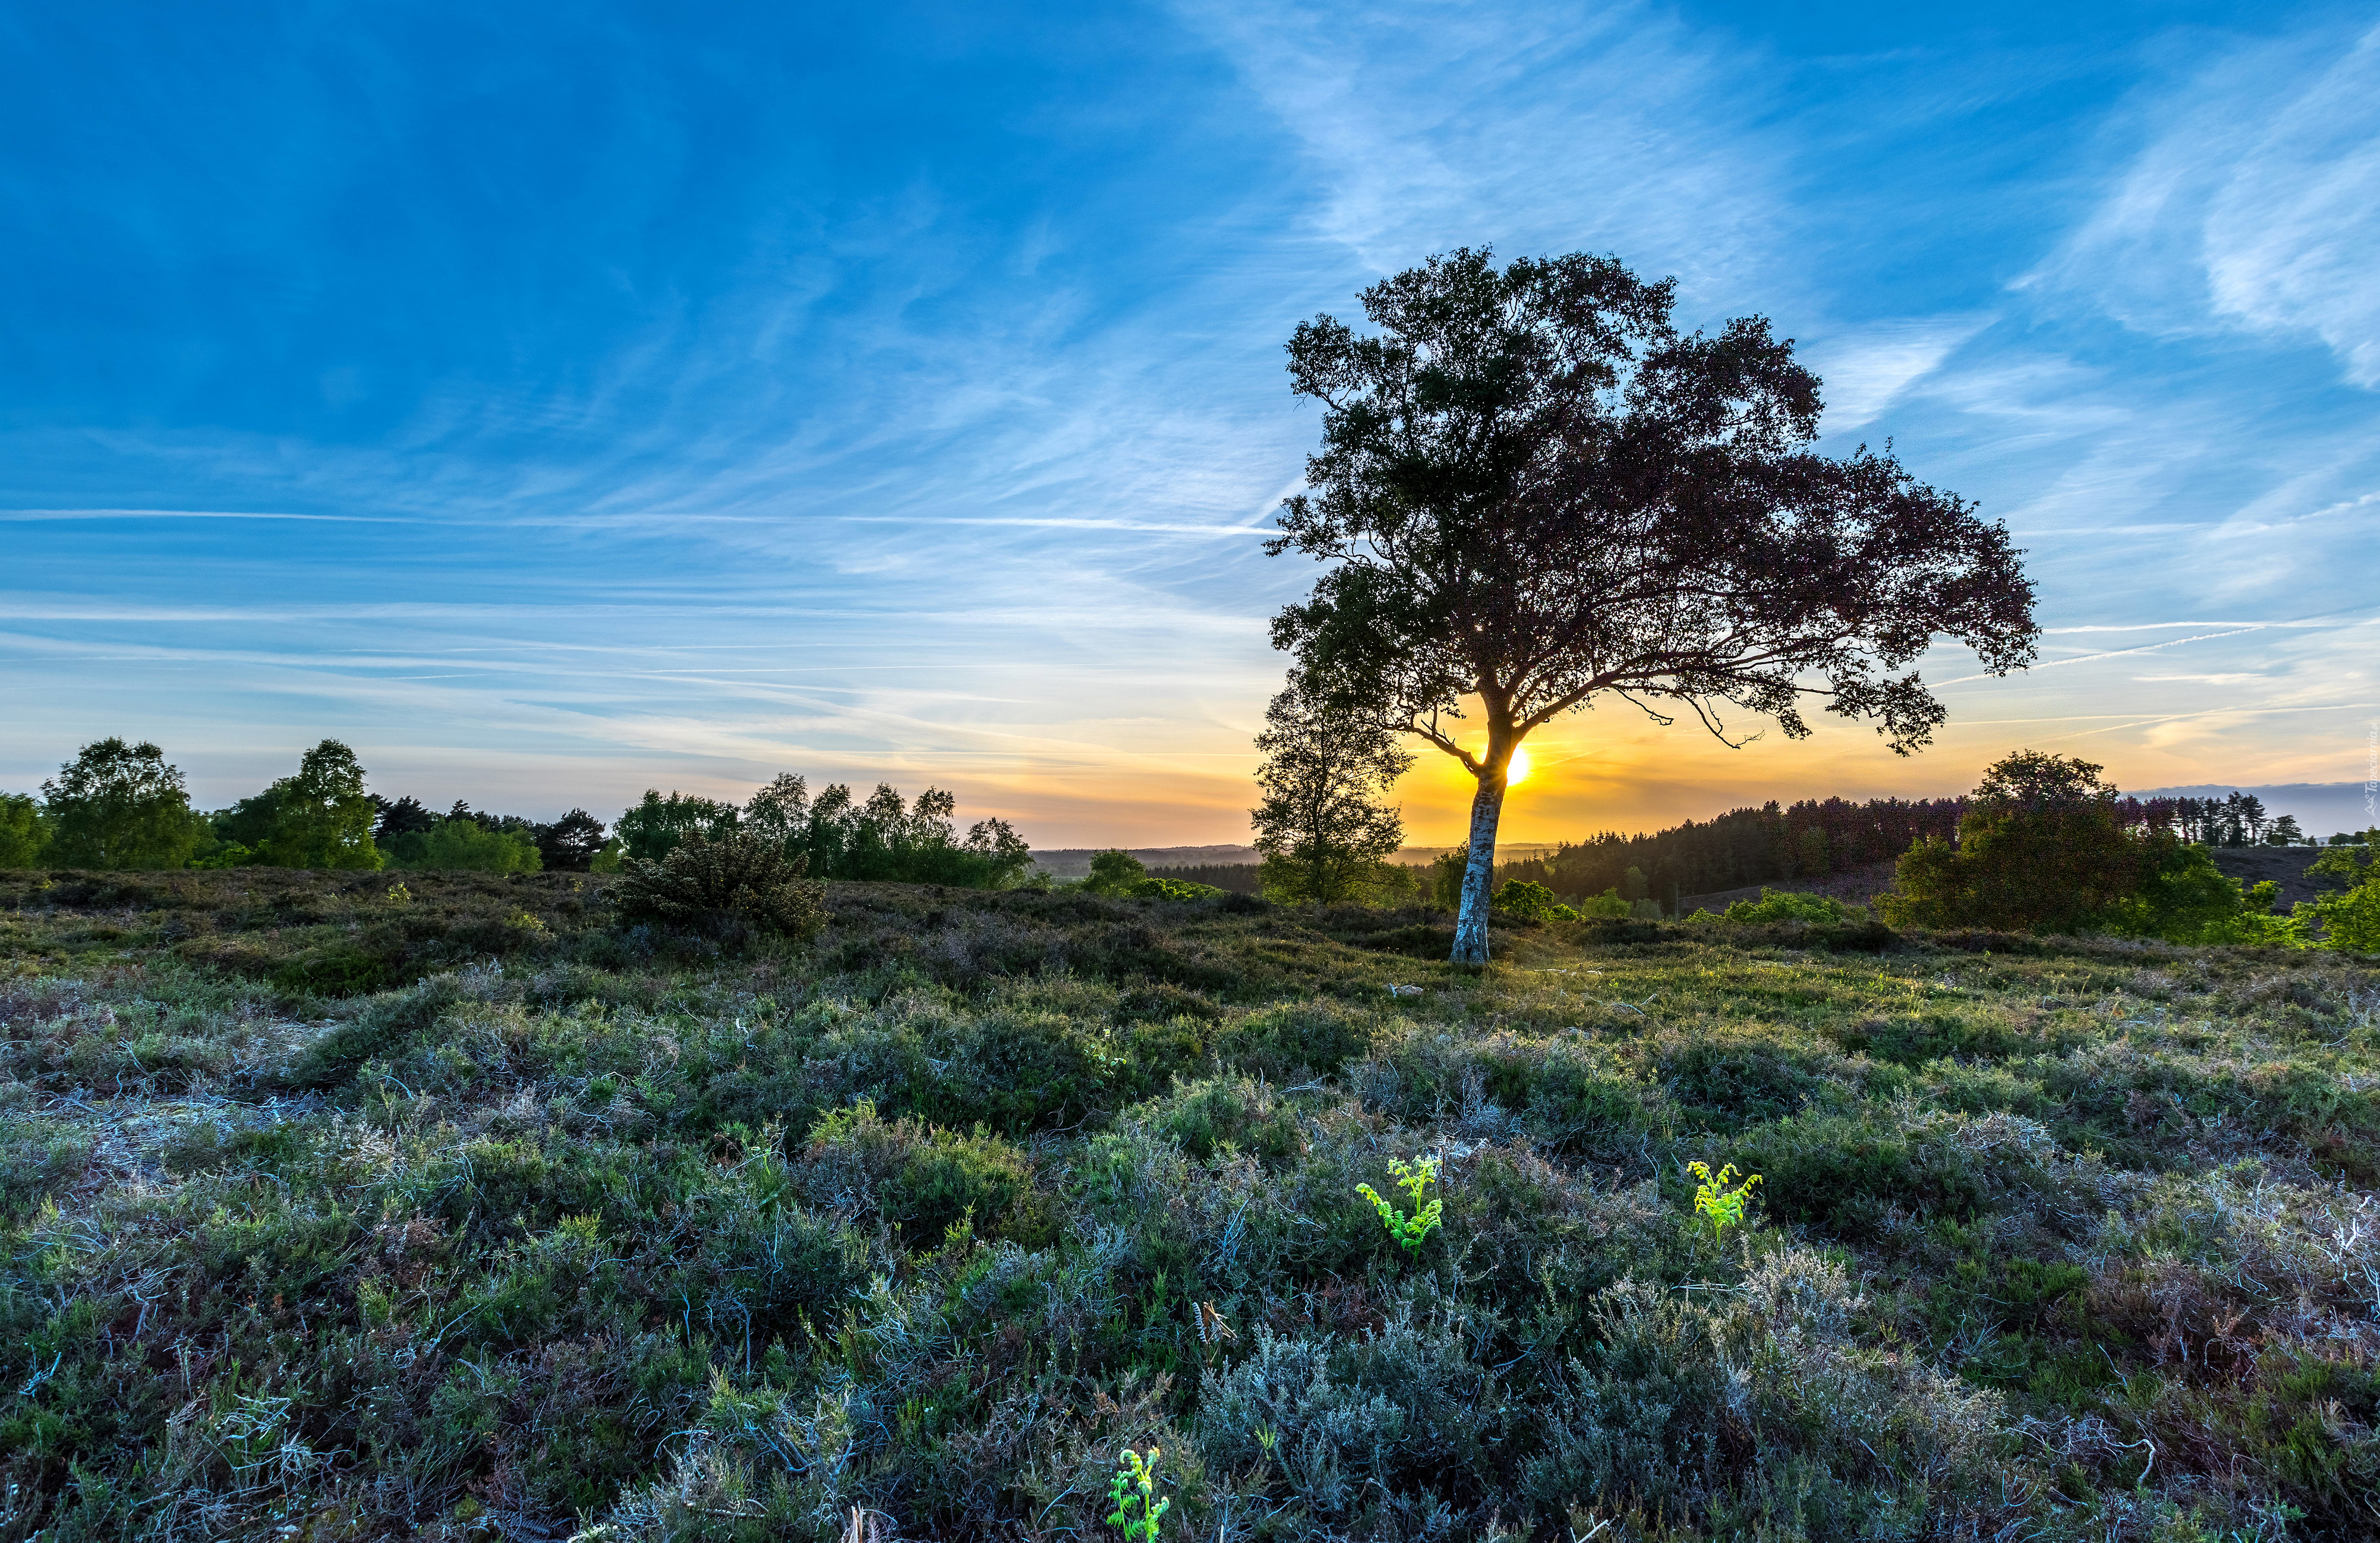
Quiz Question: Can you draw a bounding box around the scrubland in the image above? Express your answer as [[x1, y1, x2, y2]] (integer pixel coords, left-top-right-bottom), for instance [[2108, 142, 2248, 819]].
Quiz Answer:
[[3, 870, 2376, 1541]]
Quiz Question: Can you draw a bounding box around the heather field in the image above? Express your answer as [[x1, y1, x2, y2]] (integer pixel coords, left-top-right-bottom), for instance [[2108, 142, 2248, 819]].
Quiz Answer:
[[4, 870, 2377, 1541]]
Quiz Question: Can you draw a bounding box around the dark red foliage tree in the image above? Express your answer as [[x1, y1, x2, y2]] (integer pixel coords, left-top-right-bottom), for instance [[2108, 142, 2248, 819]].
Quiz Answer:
[[1268, 248, 2039, 962]]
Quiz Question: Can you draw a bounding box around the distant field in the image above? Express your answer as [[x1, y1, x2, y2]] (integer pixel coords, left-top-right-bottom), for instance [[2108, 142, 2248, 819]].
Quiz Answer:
[[3, 867, 2375, 1539]]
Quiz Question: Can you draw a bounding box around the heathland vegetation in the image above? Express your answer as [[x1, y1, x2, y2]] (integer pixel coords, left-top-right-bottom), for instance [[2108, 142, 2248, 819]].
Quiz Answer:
[[5, 822, 2378, 1539]]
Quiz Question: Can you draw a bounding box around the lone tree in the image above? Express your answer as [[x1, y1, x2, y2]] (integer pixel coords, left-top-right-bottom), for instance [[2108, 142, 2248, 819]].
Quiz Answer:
[[1250, 673, 1413, 904], [264, 741, 386, 869], [1268, 249, 2038, 963], [43, 738, 199, 870]]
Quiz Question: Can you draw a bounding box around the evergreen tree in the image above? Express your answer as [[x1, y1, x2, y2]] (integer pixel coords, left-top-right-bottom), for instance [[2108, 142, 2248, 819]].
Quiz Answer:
[[373, 795, 436, 844], [535, 809, 609, 870]]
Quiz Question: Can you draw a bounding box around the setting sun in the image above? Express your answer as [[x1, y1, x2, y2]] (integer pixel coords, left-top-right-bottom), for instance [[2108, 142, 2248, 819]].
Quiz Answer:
[[1506, 746, 1533, 784]]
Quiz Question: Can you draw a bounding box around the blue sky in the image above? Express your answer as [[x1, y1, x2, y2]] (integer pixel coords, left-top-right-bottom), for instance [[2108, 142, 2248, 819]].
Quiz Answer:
[[4, 1, 2376, 844]]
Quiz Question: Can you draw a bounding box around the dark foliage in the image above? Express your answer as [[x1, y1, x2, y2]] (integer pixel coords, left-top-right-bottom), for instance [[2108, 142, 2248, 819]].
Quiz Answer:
[[535, 807, 610, 870], [1879, 752, 2275, 940], [371, 794, 436, 843]]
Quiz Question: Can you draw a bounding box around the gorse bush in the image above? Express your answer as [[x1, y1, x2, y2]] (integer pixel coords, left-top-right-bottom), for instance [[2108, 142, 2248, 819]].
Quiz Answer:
[[613, 829, 826, 941]]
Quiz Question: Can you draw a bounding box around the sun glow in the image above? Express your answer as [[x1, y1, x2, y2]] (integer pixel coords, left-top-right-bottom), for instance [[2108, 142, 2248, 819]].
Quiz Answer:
[[1505, 746, 1533, 784]]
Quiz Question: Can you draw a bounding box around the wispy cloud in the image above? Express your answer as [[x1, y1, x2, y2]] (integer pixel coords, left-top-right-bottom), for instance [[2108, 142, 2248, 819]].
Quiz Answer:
[[1807, 316, 1994, 432], [1177, 0, 1790, 296], [2033, 21, 2380, 385]]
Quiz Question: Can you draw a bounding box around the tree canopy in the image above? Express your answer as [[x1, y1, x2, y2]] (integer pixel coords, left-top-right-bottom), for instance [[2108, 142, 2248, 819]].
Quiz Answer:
[[1268, 248, 2038, 961], [42, 738, 200, 870], [0, 792, 53, 868], [249, 740, 386, 870]]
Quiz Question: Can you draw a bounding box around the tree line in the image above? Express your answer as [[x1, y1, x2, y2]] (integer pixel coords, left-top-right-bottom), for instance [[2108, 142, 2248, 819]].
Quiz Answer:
[[1477, 788, 2333, 913], [0, 738, 1033, 888]]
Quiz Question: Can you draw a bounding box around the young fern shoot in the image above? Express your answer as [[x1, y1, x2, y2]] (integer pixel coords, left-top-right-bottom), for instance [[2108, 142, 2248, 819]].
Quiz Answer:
[[1688, 1161, 1762, 1246], [1107, 1447, 1170, 1541], [1358, 1156, 1445, 1255]]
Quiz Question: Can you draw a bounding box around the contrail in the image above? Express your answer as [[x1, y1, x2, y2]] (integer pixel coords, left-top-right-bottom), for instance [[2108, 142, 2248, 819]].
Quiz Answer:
[[1935, 626, 2266, 686]]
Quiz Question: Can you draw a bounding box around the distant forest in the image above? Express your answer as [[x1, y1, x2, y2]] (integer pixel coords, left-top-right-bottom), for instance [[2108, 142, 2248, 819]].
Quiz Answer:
[[1492, 789, 2325, 909]]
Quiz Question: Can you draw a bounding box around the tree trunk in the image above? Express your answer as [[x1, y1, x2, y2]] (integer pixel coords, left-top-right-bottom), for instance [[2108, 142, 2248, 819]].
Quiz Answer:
[[1451, 772, 1506, 965]]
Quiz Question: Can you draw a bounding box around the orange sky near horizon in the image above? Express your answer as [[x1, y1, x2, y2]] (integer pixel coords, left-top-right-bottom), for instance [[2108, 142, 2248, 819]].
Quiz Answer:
[[932, 628, 2380, 848]]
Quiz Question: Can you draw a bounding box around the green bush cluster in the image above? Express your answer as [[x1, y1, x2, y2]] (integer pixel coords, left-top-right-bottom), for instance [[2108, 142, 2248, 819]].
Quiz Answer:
[[1693, 886, 1865, 925], [1874, 752, 2370, 953], [1078, 848, 1229, 901]]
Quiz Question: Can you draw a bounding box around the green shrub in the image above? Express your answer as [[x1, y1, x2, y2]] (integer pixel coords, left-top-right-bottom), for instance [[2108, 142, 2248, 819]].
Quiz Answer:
[[0, 792, 51, 867], [288, 974, 464, 1087], [1571, 887, 1632, 919], [1730, 1112, 1994, 1238], [1211, 999, 1375, 1080], [1130, 875, 1224, 901], [383, 817, 543, 873], [1492, 879, 1577, 923], [270, 942, 398, 997], [2291, 847, 2380, 951], [803, 1101, 1037, 1242], [1194, 1300, 1502, 1525], [612, 831, 824, 941], [1082, 848, 1150, 896], [1520, 1255, 2006, 1529], [1659, 1030, 1848, 1126], [1706, 887, 1861, 924], [1149, 1077, 1305, 1160]]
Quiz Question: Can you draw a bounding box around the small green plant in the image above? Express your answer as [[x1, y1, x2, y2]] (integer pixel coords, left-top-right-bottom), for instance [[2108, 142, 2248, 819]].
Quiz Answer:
[[1107, 1446, 1170, 1541], [384, 882, 411, 904], [1688, 1160, 1761, 1245], [1358, 1156, 1444, 1254]]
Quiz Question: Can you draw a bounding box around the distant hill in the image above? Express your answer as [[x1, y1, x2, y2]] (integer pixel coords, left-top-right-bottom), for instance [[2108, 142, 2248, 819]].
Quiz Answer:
[[2132, 782, 2374, 839], [1029, 842, 1563, 880]]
